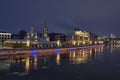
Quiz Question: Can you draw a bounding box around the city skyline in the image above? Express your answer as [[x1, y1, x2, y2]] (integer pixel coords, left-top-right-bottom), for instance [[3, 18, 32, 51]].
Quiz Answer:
[[0, 0, 120, 36], [0, 1, 120, 80]]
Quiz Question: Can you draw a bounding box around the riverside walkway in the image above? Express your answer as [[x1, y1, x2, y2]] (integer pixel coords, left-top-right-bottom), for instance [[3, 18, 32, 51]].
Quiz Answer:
[[0, 45, 104, 59]]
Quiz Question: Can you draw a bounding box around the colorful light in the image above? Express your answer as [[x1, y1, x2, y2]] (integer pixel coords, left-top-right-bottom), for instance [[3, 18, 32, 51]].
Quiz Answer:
[[56, 48, 60, 54], [32, 53, 37, 57], [32, 49, 38, 53], [71, 47, 75, 52], [32, 49, 38, 57]]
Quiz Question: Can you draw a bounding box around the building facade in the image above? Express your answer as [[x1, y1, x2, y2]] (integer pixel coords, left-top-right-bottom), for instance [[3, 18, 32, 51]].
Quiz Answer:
[[4, 39, 29, 48], [70, 28, 90, 46], [0, 32, 11, 47], [26, 26, 39, 48]]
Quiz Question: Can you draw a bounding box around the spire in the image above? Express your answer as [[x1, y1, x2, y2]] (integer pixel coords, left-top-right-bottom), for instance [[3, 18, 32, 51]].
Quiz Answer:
[[44, 21, 47, 28], [43, 21, 48, 39], [30, 26, 34, 33]]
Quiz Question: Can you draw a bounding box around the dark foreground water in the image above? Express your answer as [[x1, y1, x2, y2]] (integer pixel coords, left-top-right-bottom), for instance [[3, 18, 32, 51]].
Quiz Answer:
[[0, 46, 120, 80]]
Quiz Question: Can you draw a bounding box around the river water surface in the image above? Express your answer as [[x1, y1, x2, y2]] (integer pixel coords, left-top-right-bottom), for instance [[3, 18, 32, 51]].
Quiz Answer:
[[0, 46, 120, 80]]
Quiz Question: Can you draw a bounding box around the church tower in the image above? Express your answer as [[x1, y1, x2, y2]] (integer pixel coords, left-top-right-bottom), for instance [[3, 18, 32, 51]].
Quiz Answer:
[[43, 21, 49, 41], [30, 26, 34, 33], [27, 26, 38, 40]]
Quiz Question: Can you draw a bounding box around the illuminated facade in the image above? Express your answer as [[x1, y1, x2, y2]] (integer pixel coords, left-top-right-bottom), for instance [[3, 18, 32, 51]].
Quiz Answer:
[[27, 26, 39, 48], [26, 25, 56, 48], [65, 28, 101, 46], [3, 26, 102, 49], [110, 33, 116, 38], [4, 39, 29, 48], [0, 32, 11, 47], [27, 26, 39, 40], [72, 28, 90, 46]]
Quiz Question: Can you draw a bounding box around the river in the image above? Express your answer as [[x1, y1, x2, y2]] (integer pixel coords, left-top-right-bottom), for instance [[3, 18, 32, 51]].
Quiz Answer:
[[0, 45, 120, 80]]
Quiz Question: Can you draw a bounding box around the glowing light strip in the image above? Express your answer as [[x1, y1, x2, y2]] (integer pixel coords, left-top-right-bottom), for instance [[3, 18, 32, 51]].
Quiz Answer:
[[0, 33, 11, 35]]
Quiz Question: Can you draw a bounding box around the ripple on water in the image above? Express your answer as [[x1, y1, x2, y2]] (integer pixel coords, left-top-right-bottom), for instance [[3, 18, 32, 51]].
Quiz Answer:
[[9, 72, 28, 76]]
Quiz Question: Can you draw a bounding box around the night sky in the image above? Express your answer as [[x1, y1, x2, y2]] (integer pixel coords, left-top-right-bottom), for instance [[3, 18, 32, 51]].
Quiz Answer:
[[0, 0, 120, 36]]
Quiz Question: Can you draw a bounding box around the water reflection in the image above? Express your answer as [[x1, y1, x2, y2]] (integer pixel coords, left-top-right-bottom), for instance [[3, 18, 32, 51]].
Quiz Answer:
[[41, 56, 48, 68], [0, 46, 105, 73], [56, 54, 60, 65], [33, 57, 38, 70], [56, 48, 61, 65], [25, 57, 30, 73], [69, 47, 104, 64], [69, 49, 89, 64], [109, 44, 115, 54]]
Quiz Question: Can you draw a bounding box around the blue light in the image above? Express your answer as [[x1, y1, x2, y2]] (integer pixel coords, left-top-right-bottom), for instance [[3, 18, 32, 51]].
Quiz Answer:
[[56, 48, 60, 54], [32, 53, 37, 57], [32, 49, 38, 53], [32, 49, 38, 57], [71, 47, 75, 52]]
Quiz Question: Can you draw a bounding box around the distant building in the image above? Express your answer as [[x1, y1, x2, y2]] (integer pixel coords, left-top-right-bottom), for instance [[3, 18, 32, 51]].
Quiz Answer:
[[26, 26, 39, 48], [0, 32, 11, 47], [27, 26, 39, 40], [110, 33, 116, 38], [4, 39, 29, 48], [3, 23, 56, 48], [43, 22, 49, 41], [55, 34, 66, 42], [65, 34, 73, 47], [4, 26, 39, 48], [49, 32, 65, 41], [97, 36, 107, 40], [73, 28, 90, 46], [65, 28, 101, 46]]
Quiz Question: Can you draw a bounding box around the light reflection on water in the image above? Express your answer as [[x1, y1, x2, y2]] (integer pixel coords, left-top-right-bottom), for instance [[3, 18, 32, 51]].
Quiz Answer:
[[69, 47, 104, 65], [56, 53, 60, 65], [0, 46, 104, 73], [1, 45, 120, 79]]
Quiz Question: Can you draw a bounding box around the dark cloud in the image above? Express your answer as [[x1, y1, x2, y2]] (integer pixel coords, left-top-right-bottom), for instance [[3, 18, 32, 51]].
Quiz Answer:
[[0, 0, 120, 36]]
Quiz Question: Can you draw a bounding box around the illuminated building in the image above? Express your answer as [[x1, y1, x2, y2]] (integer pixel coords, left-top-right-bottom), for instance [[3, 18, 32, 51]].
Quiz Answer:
[[27, 22, 53, 48], [27, 26, 39, 48], [0, 32, 11, 47], [27, 26, 39, 40], [110, 33, 116, 38], [36, 38, 57, 48], [4, 39, 29, 48], [109, 38, 120, 48], [66, 34, 73, 47], [26, 24, 56, 48], [55, 34, 66, 41], [70, 28, 90, 46], [55, 34, 66, 47], [65, 28, 101, 46]]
